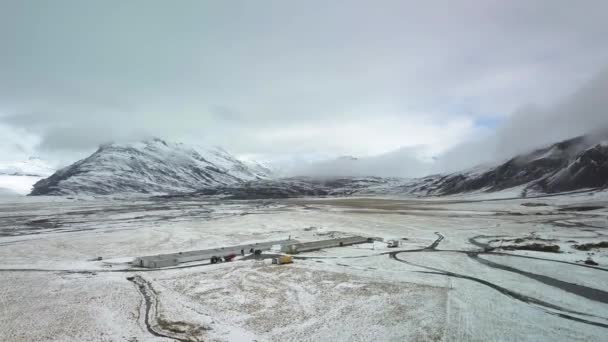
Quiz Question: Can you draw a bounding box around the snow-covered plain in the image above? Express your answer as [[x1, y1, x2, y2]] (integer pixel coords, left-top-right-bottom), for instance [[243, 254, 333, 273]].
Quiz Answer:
[[1, 191, 608, 341]]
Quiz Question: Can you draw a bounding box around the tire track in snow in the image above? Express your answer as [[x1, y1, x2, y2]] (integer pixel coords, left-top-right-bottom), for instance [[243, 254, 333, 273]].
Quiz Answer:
[[426, 232, 444, 250], [389, 251, 608, 329], [469, 253, 608, 304]]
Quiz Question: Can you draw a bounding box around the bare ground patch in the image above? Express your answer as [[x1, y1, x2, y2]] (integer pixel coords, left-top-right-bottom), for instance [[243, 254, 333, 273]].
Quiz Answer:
[[166, 262, 448, 341]]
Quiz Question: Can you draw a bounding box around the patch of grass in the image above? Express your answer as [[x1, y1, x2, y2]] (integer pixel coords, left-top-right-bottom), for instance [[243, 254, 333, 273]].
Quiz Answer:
[[573, 241, 608, 251], [503, 243, 560, 253], [157, 317, 211, 335]]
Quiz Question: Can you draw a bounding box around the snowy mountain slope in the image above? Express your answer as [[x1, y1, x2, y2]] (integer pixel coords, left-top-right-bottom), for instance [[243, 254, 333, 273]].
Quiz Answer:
[[238, 158, 274, 179], [539, 142, 608, 193], [0, 157, 54, 177], [200, 147, 273, 180], [30, 138, 271, 196], [0, 157, 55, 195], [0, 175, 47, 196], [408, 134, 608, 196]]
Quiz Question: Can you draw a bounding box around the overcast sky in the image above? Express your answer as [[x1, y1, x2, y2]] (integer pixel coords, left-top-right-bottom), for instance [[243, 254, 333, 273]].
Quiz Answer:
[[1, 0, 607, 173]]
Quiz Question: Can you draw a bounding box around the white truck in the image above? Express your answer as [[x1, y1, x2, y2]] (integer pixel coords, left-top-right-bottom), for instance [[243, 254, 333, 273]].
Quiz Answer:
[[386, 240, 399, 248]]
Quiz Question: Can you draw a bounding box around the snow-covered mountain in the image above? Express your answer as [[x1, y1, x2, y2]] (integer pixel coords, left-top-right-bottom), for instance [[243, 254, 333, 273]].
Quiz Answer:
[[27, 133, 608, 198], [0, 157, 55, 177], [164, 132, 608, 200], [0, 157, 55, 195], [408, 134, 608, 196], [30, 138, 272, 196]]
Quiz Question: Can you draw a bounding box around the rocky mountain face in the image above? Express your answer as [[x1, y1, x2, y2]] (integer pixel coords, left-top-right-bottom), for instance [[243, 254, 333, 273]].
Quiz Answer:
[[409, 135, 608, 196], [539, 142, 608, 193], [30, 139, 271, 196]]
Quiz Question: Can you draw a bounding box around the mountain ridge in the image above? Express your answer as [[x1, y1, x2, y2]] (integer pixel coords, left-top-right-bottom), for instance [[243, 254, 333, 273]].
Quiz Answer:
[[30, 138, 271, 196], [159, 133, 608, 200], [410, 134, 608, 196], [29, 133, 608, 197]]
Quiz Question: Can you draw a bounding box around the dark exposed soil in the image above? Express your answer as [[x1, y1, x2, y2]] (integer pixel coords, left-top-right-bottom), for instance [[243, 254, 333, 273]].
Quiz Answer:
[[558, 206, 605, 212], [478, 235, 561, 253], [585, 258, 599, 266], [521, 202, 549, 207]]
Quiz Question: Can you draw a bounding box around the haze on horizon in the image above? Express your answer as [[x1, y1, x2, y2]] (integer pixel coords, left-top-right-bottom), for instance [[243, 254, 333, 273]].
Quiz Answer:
[[1, 0, 607, 177]]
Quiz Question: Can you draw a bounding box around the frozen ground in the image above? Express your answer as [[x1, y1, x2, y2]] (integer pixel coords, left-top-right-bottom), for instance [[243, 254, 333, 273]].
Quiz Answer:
[[1, 191, 608, 341]]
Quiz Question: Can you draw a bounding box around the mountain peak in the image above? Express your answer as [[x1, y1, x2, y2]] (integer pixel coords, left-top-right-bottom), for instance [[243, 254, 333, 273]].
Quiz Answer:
[[30, 139, 271, 196], [410, 132, 608, 196]]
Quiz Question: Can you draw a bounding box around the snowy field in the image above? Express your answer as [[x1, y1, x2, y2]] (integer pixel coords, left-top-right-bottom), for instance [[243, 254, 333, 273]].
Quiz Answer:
[[1, 191, 608, 341]]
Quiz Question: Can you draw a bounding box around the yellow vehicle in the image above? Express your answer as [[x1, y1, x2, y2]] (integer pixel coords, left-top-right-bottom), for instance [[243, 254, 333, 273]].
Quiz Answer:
[[272, 255, 293, 265]]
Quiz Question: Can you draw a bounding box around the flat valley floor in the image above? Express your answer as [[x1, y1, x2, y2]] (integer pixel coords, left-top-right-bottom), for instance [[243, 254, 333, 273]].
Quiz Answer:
[[1, 192, 608, 341]]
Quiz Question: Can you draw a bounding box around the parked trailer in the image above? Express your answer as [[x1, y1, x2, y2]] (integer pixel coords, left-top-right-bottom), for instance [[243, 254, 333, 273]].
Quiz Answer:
[[386, 240, 399, 248]]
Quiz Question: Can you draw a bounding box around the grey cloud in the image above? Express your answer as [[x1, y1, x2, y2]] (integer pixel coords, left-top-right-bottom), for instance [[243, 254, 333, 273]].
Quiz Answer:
[[0, 1, 607, 170], [288, 146, 432, 178], [297, 67, 608, 178]]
